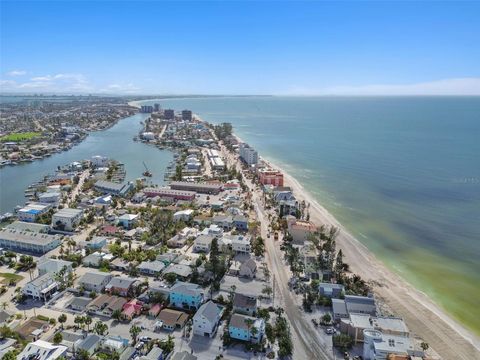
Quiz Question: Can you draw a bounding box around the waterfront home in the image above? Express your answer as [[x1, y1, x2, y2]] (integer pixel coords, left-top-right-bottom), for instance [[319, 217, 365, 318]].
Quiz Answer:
[[228, 313, 265, 343], [279, 199, 300, 216], [362, 330, 417, 360], [157, 308, 189, 331], [319, 283, 345, 298], [38, 191, 61, 204], [287, 219, 317, 245], [169, 281, 204, 310], [94, 180, 133, 197], [17, 203, 51, 222], [192, 301, 224, 338], [138, 260, 166, 276], [0, 228, 62, 254], [340, 314, 409, 344], [239, 258, 257, 279], [18, 340, 67, 360], [23, 273, 58, 301], [37, 258, 73, 278], [117, 213, 139, 229], [333, 295, 377, 320], [105, 276, 138, 297], [233, 293, 257, 316], [233, 215, 248, 231], [78, 271, 113, 293], [193, 234, 215, 253], [52, 208, 84, 231]]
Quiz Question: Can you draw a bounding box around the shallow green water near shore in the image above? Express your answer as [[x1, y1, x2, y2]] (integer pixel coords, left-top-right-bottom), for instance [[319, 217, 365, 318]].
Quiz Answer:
[[143, 96, 480, 335]]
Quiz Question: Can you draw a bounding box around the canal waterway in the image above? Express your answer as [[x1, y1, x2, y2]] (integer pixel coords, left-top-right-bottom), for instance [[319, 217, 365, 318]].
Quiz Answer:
[[0, 113, 173, 213]]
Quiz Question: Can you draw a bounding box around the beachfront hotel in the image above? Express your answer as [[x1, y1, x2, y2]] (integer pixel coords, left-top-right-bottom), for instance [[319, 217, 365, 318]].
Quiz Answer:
[[239, 143, 258, 165], [258, 168, 284, 187]]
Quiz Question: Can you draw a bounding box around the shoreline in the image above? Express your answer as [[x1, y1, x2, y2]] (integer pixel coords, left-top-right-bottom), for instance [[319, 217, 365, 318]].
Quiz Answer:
[[131, 98, 479, 358], [229, 133, 480, 359]]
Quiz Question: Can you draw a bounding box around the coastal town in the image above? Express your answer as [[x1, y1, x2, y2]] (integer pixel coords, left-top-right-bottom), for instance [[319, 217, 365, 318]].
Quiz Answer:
[[0, 104, 440, 360], [0, 96, 137, 167]]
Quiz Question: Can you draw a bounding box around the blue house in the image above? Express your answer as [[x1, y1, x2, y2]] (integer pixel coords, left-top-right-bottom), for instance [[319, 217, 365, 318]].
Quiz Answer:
[[169, 282, 204, 310], [228, 314, 265, 343], [233, 215, 249, 231]]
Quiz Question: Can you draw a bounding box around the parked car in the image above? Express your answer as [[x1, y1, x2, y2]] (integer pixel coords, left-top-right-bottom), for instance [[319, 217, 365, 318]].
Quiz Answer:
[[325, 327, 336, 335]]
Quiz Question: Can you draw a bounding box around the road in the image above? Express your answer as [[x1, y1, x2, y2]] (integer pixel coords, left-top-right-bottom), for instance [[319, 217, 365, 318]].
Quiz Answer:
[[220, 143, 333, 360]]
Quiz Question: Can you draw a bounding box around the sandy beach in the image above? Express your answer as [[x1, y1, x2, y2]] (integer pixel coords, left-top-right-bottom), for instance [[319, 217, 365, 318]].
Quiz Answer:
[[269, 161, 480, 360]]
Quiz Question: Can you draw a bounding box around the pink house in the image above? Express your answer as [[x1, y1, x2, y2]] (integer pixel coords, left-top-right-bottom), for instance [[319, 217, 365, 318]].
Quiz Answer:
[[149, 303, 163, 317], [122, 299, 143, 320]]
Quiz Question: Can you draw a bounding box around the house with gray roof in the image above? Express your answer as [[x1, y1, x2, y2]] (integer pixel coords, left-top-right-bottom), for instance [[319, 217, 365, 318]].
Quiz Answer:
[[77, 334, 102, 355], [138, 260, 165, 276], [78, 272, 113, 293], [319, 283, 344, 298], [233, 293, 257, 316], [192, 300, 224, 338], [105, 276, 138, 297], [68, 297, 92, 312]]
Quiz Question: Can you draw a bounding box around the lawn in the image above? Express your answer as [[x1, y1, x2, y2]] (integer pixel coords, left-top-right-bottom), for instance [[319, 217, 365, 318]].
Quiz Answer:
[[0, 132, 41, 142], [0, 272, 24, 282]]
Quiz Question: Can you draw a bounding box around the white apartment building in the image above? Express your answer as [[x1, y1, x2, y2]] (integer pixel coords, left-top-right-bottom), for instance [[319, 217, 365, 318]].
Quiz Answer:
[[0, 228, 62, 254], [52, 208, 84, 231], [239, 143, 258, 165], [23, 273, 58, 301], [17, 203, 51, 222]]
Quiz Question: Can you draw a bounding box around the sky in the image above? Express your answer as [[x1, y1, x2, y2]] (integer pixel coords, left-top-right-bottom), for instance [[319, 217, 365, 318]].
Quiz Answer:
[[1, 1, 479, 95]]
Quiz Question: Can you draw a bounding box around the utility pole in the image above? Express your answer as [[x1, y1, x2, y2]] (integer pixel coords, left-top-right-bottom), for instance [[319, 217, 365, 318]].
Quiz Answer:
[[272, 275, 276, 308]]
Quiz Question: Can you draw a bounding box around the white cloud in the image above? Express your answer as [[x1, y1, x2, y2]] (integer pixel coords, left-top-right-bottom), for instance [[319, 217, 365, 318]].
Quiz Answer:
[[99, 83, 141, 94], [282, 78, 480, 96], [1, 73, 93, 93], [6, 70, 27, 77]]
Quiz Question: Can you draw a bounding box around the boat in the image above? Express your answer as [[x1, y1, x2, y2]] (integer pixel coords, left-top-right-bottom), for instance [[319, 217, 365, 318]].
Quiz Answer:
[[142, 161, 152, 177]]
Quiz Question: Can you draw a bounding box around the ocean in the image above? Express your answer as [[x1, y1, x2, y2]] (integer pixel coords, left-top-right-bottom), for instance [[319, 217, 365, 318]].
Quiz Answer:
[[140, 96, 480, 335]]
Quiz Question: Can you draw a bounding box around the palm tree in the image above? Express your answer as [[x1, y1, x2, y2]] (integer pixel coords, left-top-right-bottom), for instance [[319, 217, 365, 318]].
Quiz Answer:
[[421, 342, 429, 352], [84, 315, 92, 331], [1, 302, 8, 310], [112, 309, 122, 321], [58, 314, 67, 329], [129, 325, 141, 344], [94, 321, 108, 335], [74, 315, 84, 330]]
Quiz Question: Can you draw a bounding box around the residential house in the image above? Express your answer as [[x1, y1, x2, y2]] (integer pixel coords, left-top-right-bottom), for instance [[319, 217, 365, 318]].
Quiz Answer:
[[82, 252, 105, 267], [157, 308, 189, 331], [228, 314, 265, 343], [288, 219, 317, 245], [122, 299, 143, 320], [76, 334, 102, 355], [117, 214, 139, 229], [233, 293, 257, 316], [319, 283, 345, 298], [105, 277, 138, 297], [233, 215, 248, 231], [239, 258, 257, 279], [149, 304, 162, 317], [333, 295, 377, 320], [17, 340, 67, 360], [84, 236, 107, 250], [212, 215, 234, 230], [23, 273, 58, 301], [221, 234, 251, 254], [192, 301, 224, 338], [101, 335, 129, 354], [169, 282, 204, 310], [171, 351, 197, 360], [139, 346, 164, 360], [193, 234, 215, 253], [138, 260, 165, 276], [68, 297, 92, 312], [163, 264, 192, 281], [17, 203, 50, 223], [37, 258, 73, 279], [78, 272, 113, 293], [340, 314, 409, 344], [173, 209, 194, 222]]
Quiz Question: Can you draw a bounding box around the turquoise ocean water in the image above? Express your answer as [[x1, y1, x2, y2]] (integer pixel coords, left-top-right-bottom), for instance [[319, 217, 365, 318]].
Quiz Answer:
[[141, 96, 480, 334]]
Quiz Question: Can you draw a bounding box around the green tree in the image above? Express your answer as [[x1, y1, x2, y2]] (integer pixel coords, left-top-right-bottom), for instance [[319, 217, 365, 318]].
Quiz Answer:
[[84, 315, 92, 331], [130, 325, 141, 344], [94, 320, 108, 336], [421, 342, 429, 352], [112, 309, 122, 321], [53, 332, 63, 344]]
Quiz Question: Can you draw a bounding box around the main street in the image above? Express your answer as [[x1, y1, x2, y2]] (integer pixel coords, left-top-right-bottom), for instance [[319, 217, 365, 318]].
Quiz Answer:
[[220, 142, 334, 360]]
